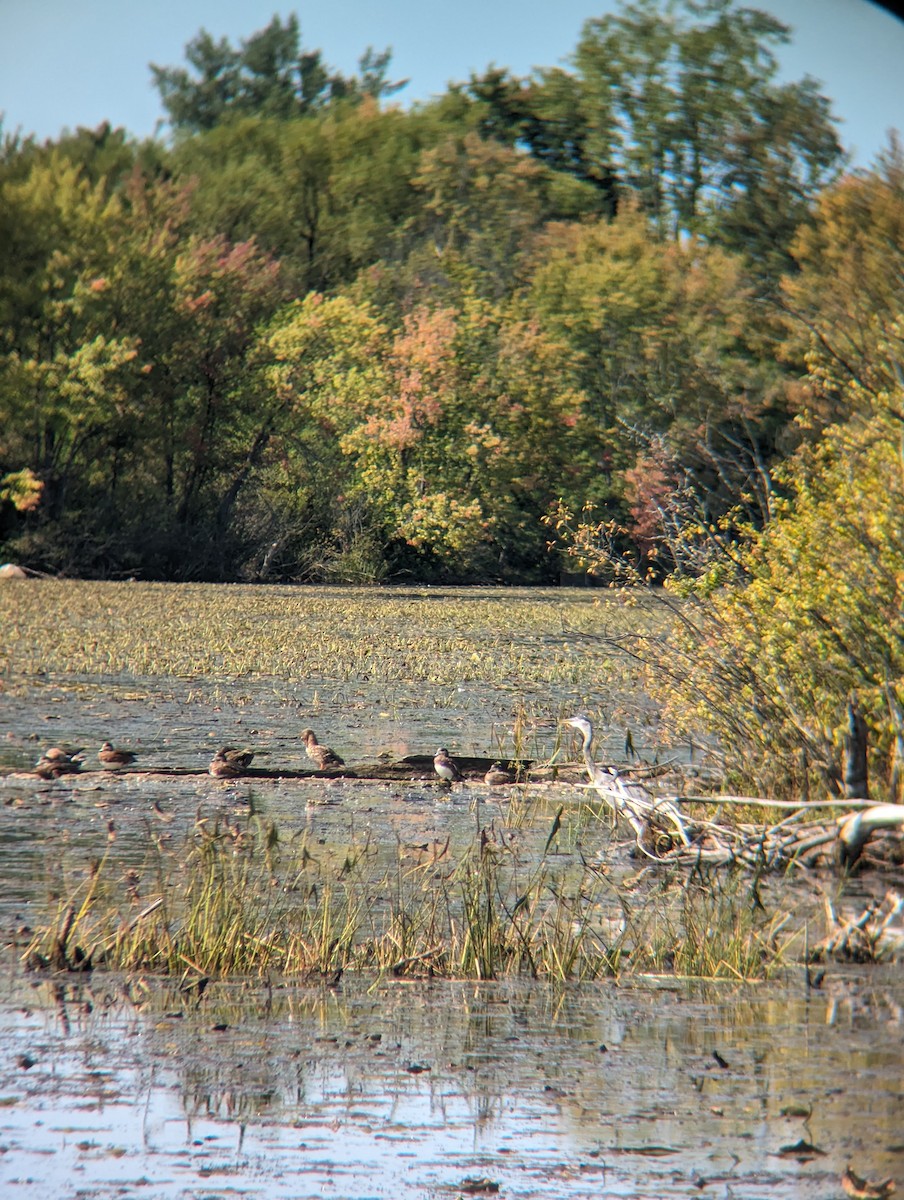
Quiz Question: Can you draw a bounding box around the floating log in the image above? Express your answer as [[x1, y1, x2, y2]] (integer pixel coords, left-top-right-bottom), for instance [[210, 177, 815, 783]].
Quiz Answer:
[[2, 756, 546, 785]]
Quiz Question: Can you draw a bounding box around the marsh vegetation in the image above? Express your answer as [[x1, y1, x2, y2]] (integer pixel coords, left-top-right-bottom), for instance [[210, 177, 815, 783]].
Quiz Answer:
[[1, 580, 901, 1199], [2, 579, 889, 991]]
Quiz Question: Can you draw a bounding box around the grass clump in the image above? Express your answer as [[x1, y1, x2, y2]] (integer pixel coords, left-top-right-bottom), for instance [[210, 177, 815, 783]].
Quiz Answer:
[[25, 811, 793, 985]]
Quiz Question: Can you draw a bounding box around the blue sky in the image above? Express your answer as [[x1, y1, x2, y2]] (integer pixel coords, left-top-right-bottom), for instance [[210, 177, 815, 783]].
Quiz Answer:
[[2, 0, 902, 165]]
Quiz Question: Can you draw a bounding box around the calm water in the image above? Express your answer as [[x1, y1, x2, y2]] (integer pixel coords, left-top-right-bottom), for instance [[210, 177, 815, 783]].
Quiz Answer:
[[0, 966, 901, 1200], [0, 593, 901, 1199]]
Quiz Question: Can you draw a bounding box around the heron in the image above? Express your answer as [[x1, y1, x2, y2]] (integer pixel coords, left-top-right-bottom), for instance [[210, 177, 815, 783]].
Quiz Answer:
[[563, 716, 690, 848], [563, 716, 617, 787]]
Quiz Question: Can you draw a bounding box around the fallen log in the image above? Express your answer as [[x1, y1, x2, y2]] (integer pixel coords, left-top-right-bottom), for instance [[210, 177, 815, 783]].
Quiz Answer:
[[836, 804, 904, 867], [1, 756, 546, 785], [811, 889, 903, 962]]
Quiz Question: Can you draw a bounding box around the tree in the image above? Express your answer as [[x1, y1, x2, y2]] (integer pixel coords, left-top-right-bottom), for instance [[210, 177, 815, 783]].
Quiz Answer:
[[261, 292, 393, 580], [168, 104, 441, 294], [469, 0, 843, 274], [524, 204, 782, 557], [338, 294, 595, 579], [778, 145, 904, 424], [0, 155, 291, 578], [406, 132, 548, 295], [151, 15, 404, 135]]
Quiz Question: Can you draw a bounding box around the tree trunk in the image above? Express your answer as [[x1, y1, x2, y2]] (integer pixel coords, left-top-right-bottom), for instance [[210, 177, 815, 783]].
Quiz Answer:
[[886, 683, 904, 804], [843, 694, 869, 799]]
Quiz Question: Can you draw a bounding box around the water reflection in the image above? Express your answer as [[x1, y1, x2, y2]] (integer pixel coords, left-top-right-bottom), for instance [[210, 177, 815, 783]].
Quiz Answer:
[[0, 970, 901, 1199]]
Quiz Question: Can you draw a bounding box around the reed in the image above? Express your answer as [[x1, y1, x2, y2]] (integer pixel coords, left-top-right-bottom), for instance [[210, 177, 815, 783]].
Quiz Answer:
[[24, 811, 792, 985]]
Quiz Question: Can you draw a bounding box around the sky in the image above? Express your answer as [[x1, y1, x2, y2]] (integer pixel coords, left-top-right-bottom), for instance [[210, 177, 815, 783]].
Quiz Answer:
[[1, 0, 902, 166]]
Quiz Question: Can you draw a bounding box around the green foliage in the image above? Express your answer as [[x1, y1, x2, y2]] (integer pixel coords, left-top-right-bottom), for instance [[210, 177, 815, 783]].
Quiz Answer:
[[780, 143, 904, 420], [150, 15, 404, 134], [0, 0, 864, 587], [709, 406, 903, 793], [170, 105, 437, 293], [526, 204, 783, 548]]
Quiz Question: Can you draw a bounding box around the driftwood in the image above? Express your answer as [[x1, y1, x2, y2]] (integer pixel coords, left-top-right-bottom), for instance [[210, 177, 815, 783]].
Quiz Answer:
[[836, 804, 904, 867], [2, 754, 541, 785], [811, 889, 903, 963], [562, 716, 904, 871], [560, 716, 904, 871], [576, 772, 904, 872]]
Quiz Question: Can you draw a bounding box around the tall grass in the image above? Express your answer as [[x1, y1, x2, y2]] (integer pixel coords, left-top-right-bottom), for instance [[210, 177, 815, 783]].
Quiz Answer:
[[25, 811, 792, 985]]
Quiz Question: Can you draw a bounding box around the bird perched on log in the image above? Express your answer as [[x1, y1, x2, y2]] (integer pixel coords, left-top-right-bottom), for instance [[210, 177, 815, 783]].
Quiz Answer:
[[98, 741, 138, 767], [434, 747, 463, 783], [35, 747, 84, 779], [209, 747, 254, 778], [484, 763, 514, 786], [300, 729, 344, 770]]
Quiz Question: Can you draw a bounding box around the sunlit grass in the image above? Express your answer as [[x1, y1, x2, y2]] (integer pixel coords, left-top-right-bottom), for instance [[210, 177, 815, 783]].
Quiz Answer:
[[0, 580, 666, 694], [25, 810, 791, 985]]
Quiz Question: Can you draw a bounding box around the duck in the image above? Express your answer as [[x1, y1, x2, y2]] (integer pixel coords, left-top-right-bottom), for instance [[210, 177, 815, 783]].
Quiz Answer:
[[300, 728, 345, 770], [434, 747, 463, 783], [35, 747, 84, 779], [484, 762, 514, 786], [98, 741, 138, 767], [209, 747, 254, 778]]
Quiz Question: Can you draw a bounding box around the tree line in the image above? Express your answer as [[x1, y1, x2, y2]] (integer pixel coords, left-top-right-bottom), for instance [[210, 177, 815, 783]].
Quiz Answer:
[[0, 0, 898, 591]]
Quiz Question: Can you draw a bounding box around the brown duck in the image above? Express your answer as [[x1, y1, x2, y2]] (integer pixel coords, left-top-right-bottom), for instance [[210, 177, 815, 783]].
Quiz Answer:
[[484, 763, 514, 786], [434, 747, 463, 783], [300, 729, 345, 770], [35, 747, 84, 779], [209, 747, 254, 778], [98, 741, 138, 767]]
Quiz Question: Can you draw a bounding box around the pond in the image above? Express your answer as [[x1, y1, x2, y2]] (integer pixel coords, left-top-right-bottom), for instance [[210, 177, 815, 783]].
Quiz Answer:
[[0, 964, 901, 1199], [0, 582, 901, 1198]]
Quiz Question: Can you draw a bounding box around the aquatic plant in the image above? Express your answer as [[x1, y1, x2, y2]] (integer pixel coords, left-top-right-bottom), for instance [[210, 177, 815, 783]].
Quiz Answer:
[[0, 580, 666, 699], [24, 810, 793, 985]]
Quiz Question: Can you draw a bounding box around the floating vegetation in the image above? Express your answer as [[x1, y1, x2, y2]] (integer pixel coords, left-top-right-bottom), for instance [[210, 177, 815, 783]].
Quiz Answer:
[[0, 580, 666, 695], [24, 809, 793, 984]]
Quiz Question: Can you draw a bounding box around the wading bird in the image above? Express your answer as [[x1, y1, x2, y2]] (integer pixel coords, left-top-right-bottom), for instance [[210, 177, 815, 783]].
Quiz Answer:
[[300, 729, 345, 770], [434, 747, 463, 783], [563, 716, 690, 848], [209, 747, 254, 778], [98, 741, 138, 767], [563, 717, 612, 787]]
